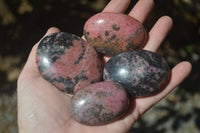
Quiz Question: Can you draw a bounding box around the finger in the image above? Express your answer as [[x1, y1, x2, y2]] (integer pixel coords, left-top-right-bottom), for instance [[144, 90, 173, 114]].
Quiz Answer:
[[18, 27, 60, 85], [129, 0, 154, 23], [102, 0, 131, 13], [42, 27, 61, 42], [143, 16, 173, 52], [135, 61, 192, 115]]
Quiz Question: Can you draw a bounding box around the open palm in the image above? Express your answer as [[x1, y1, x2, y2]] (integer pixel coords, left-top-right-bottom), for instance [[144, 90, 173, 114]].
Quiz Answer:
[[17, 0, 192, 133]]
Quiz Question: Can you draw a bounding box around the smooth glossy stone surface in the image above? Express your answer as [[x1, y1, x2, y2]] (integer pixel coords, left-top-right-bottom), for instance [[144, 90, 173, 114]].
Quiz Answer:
[[70, 81, 129, 125], [103, 50, 170, 97], [83, 12, 147, 56], [36, 32, 103, 94]]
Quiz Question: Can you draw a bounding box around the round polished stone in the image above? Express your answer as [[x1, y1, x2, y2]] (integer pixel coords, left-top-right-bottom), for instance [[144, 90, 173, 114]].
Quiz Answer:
[[36, 32, 103, 94], [103, 50, 170, 97], [84, 12, 147, 56], [70, 81, 129, 126]]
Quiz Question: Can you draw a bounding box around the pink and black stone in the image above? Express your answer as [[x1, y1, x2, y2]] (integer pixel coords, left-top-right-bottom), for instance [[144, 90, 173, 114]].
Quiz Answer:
[[70, 81, 129, 125], [36, 32, 103, 94], [103, 50, 170, 97], [83, 12, 147, 56]]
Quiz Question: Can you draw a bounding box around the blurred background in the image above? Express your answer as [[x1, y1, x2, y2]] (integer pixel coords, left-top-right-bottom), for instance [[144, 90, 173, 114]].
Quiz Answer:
[[0, 0, 200, 132]]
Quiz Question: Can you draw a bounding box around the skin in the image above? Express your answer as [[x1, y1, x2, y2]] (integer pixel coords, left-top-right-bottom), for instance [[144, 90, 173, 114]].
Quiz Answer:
[[17, 0, 192, 133]]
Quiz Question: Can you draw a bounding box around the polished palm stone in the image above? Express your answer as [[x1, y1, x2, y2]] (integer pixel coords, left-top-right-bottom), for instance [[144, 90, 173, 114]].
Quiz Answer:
[[70, 81, 129, 126], [36, 32, 103, 94], [103, 50, 170, 97], [83, 12, 147, 56]]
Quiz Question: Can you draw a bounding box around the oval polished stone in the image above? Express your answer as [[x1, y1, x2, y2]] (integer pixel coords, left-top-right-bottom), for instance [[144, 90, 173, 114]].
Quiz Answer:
[[36, 32, 103, 94], [83, 12, 147, 56], [103, 50, 170, 97], [70, 81, 129, 126]]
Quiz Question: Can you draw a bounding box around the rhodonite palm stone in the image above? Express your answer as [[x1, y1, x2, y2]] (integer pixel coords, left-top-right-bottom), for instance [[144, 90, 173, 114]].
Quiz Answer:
[[83, 12, 147, 56], [36, 32, 103, 94], [103, 50, 170, 97], [70, 81, 129, 125]]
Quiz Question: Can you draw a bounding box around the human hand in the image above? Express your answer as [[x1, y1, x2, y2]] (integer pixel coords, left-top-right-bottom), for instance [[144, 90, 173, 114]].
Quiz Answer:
[[17, 0, 192, 133]]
